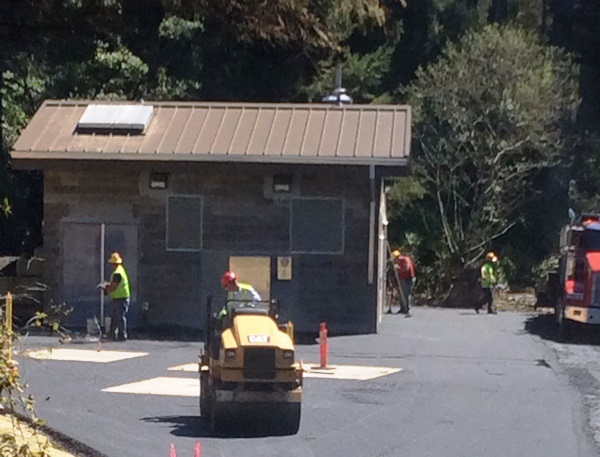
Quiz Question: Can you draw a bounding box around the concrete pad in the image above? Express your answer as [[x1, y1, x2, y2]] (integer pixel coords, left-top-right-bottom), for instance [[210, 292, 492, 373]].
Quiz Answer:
[[24, 348, 148, 363], [302, 364, 402, 380], [168, 363, 198, 372], [168, 362, 402, 380], [103, 377, 199, 396]]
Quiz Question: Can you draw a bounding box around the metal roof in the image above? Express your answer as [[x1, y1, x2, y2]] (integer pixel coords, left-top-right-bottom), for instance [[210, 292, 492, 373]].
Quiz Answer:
[[11, 100, 411, 167]]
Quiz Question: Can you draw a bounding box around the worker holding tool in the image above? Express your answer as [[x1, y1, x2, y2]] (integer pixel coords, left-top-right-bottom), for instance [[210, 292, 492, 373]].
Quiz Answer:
[[100, 252, 131, 341], [392, 249, 416, 315], [477, 251, 498, 314], [218, 271, 261, 321]]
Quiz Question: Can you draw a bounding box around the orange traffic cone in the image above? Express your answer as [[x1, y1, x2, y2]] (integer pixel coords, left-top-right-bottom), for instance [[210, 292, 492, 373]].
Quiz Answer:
[[193, 442, 200, 457], [169, 443, 176, 457]]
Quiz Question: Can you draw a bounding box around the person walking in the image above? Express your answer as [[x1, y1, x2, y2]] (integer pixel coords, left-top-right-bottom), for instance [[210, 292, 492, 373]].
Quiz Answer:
[[218, 271, 261, 322], [392, 249, 416, 315], [102, 252, 131, 341], [477, 251, 498, 314]]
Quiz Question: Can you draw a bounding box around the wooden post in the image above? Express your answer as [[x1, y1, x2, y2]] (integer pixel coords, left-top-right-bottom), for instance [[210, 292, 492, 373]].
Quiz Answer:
[[5, 292, 12, 331], [5, 292, 13, 361]]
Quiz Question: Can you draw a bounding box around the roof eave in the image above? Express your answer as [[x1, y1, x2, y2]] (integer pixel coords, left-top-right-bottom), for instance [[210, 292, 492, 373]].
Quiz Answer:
[[10, 151, 409, 169]]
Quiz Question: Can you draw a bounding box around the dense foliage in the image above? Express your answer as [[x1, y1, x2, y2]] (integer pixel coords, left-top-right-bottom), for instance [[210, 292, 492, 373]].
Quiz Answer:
[[0, 0, 599, 295], [399, 25, 579, 297], [0, 296, 50, 456]]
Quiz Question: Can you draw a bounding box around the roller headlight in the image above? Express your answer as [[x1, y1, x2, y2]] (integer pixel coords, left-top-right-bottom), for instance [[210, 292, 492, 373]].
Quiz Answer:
[[282, 350, 294, 360], [225, 349, 236, 358]]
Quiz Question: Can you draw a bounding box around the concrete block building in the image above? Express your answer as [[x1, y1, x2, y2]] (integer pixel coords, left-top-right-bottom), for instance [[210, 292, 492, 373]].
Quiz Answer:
[[10, 100, 411, 334]]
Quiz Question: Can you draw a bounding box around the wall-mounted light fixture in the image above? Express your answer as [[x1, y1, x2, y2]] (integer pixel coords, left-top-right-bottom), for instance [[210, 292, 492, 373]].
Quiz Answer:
[[272, 174, 292, 193], [149, 172, 168, 189]]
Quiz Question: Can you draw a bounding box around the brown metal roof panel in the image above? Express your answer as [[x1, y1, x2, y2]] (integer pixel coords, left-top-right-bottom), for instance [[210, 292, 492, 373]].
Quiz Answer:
[[355, 110, 377, 158], [95, 133, 120, 154], [299, 110, 326, 157], [117, 131, 145, 153], [281, 109, 310, 156], [265, 108, 293, 156], [211, 107, 243, 154], [373, 111, 394, 158], [12, 102, 55, 152], [65, 131, 102, 153], [137, 108, 176, 154], [19, 105, 65, 152], [246, 108, 276, 155], [44, 105, 87, 152], [155, 107, 192, 154], [393, 110, 410, 157], [228, 108, 259, 154], [318, 110, 343, 157], [336, 110, 361, 157], [193, 107, 225, 154], [174, 108, 209, 154], [43, 106, 73, 151]]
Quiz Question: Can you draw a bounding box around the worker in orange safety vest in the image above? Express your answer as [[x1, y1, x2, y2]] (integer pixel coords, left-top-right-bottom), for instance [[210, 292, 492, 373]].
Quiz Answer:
[[392, 249, 416, 315]]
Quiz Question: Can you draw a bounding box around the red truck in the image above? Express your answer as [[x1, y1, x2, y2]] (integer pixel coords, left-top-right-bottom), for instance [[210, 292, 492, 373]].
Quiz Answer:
[[537, 212, 600, 338]]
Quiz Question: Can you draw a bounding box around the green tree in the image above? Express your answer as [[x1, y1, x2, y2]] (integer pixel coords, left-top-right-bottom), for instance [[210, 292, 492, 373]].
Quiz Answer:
[[394, 24, 579, 301]]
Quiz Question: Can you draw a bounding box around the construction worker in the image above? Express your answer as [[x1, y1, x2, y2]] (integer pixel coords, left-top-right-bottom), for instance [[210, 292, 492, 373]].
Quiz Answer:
[[392, 248, 416, 315], [101, 252, 131, 341], [477, 251, 498, 314], [218, 271, 261, 321]]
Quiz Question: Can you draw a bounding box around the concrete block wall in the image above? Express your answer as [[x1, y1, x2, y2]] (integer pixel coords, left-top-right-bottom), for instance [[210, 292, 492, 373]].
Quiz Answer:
[[43, 162, 378, 334]]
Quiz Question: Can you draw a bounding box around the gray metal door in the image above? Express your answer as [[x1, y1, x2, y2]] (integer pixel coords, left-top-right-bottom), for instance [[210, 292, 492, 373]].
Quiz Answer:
[[62, 222, 138, 329], [104, 224, 139, 327]]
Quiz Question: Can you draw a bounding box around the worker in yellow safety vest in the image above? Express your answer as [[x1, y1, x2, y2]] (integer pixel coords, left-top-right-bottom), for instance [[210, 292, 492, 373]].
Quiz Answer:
[[101, 252, 131, 341], [476, 251, 498, 315]]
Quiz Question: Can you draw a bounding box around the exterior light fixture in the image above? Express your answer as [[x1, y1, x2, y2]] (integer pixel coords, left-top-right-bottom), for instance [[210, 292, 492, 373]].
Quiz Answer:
[[149, 172, 168, 189], [273, 175, 292, 193]]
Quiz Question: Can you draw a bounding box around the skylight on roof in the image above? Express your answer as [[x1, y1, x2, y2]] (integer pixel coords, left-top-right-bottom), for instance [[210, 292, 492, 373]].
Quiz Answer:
[[77, 104, 154, 132]]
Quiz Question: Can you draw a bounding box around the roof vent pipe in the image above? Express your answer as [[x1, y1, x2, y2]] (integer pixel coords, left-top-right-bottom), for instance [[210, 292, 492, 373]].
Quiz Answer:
[[322, 64, 353, 107]]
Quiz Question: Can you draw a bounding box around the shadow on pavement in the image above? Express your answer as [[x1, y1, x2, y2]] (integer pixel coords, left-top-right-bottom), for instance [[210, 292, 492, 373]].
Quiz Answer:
[[142, 415, 207, 437], [524, 313, 600, 345], [141, 415, 298, 438]]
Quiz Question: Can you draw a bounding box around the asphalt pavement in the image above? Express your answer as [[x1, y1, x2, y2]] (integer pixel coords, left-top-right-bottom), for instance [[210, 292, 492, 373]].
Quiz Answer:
[[13, 307, 600, 457]]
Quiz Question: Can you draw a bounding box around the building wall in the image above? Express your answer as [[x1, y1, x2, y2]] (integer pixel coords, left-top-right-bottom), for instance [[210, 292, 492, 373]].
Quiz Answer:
[[42, 162, 377, 335]]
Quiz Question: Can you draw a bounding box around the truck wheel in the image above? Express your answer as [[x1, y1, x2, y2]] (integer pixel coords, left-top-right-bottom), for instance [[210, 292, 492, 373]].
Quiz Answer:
[[279, 403, 301, 435]]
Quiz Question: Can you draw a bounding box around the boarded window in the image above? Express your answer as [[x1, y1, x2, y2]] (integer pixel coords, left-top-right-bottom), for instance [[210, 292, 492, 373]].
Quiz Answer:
[[291, 198, 343, 253], [203, 198, 290, 251], [167, 196, 203, 251]]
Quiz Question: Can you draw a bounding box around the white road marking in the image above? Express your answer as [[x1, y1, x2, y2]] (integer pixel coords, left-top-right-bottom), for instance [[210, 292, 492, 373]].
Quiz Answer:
[[24, 348, 148, 363], [168, 363, 401, 380], [103, 377, 199, 396]]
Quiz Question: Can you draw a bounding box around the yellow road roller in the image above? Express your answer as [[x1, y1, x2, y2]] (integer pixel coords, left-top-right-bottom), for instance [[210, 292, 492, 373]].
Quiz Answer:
[[199, 297, 303, 434]]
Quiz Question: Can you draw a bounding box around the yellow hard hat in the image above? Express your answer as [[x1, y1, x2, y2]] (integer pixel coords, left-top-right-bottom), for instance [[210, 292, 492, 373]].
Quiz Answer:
[[392, 249, 401, 258], [485, 251, 498, 262], [108, 252, 123, 264]]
